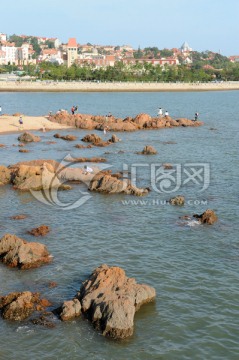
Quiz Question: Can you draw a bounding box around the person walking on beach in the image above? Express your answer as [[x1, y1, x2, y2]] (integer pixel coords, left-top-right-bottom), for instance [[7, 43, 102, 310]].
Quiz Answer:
[[157, 107, 163, 117], [18, 116, 23, 130]]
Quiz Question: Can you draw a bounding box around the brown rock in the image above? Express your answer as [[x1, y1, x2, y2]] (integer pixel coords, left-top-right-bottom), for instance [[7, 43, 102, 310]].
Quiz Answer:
[[81, 133, 103, 144], [0, 165, 11, 185], [10, 163, 62, 191], [78, 264, 156, 339], [18, 132, 41, 143], [169, 195, 185, 206], [65, 157, 106, 163], [53, 134, 77, 141], [9, 159, 60, 171], [140, 145, 158, 155], [0, 233, 52, 269], [133, 113, 152, 128], [193, 209, 218, 225], [176, 118, 203, 127], [163, 163, 173, 169], [59, 299, 82, 321], [10, 214, 27, 220], [19, 149, 30, 153], [109, 134, 121, 143], [0, 144, 5, 148], [28, 225, 50, 237], [89, 172, 149, 196], [0, 291, 50, 321]]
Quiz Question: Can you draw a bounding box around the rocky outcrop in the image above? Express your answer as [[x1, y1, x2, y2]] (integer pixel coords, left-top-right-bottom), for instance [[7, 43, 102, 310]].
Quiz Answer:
[[193, 209, 218, 225], [53, 133, 77, 141], [89, 172, 149, 196], [0, 291, 50, 321], [10, 163, 63, 191], [77, 264, 156, 339], [169, 195, 185, 206], [74, 144, 93, 149], [176, 118, 202, 127], [18, 132, 41, 143], [0, 233, 52, 269], [0, 165, 11, 185], [28, 225, 50, 237], [50, 112, 203, 132], [81, 133, 109, 147]]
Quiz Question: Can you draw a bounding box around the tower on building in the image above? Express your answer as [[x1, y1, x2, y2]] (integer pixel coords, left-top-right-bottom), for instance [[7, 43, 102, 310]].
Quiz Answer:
[[67, 38, 78, 68]]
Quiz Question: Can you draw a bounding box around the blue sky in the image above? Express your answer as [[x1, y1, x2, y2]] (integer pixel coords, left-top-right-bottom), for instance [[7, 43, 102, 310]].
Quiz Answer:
[[1, 0, 238, 55]]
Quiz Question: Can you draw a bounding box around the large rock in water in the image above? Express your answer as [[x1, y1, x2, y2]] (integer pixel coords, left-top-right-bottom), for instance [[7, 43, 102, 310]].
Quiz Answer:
[[0, 291, 49, 321], [139, 145, 158, 155], [18, 132, 41, 143], [89, 172, 149, 196], [10, 163, 62, 191], [78, 264, 156, 339], [0, 233, 52, 269], [0, 165, 11, 185]]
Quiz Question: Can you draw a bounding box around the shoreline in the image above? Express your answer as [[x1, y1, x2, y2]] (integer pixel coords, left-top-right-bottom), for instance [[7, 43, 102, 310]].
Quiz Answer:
[[0, 80, 239, 92], [0, 115, 72, 135]]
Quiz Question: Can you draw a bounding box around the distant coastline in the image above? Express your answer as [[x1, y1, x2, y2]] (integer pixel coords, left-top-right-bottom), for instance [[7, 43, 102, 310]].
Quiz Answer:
[[0, 80, 239, 92]]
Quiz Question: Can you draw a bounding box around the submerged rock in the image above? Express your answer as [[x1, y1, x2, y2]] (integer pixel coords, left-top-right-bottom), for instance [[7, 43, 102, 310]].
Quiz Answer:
[[53, 133, 77, 141], [10, 214, 27, 220], [78, 264, 156, 339], [0, 233, 52, 269], [18, 132, 41, 143], [28, 225, 51, 237]]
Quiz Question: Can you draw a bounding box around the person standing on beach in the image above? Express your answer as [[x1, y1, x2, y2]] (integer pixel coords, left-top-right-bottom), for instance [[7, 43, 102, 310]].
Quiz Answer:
[[164, 110, 169, 117], [71, 106, 75, 115], [18, 116, 23, 130]]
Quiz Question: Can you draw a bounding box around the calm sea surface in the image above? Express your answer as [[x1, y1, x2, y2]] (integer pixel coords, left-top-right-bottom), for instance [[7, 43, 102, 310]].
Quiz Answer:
[[0, 91, 239, 360]]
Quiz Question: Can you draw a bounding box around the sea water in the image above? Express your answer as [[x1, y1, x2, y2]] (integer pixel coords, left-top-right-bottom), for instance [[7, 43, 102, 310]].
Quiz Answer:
[[0, 91, 238, 360]]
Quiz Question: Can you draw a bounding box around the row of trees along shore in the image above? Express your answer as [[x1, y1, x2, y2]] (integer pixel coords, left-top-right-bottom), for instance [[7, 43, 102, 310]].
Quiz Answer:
[[1, 52, 239, 82]]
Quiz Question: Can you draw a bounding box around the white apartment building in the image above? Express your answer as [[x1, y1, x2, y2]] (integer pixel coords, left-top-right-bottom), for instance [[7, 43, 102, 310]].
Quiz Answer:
[[0, 43, 17, 64]]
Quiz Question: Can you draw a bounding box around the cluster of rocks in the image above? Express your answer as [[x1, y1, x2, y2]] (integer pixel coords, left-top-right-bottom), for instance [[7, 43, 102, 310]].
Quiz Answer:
[[168, 195, 218, 225], [0, 158, 149, 196], [49, 112, 203, 132], [81, 133, 121, 147], [0, 264, 156, 339]]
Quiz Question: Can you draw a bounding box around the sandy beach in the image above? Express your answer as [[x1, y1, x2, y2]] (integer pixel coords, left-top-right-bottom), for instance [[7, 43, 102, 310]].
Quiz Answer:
[[0, 115, 71, 134], [0, 80, 239, 92]]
